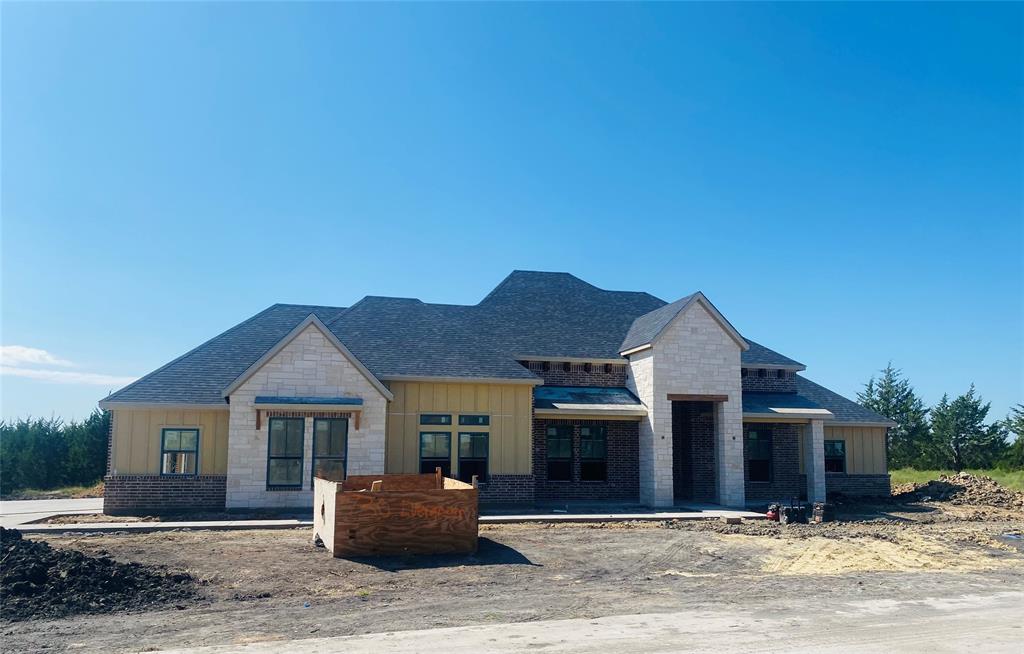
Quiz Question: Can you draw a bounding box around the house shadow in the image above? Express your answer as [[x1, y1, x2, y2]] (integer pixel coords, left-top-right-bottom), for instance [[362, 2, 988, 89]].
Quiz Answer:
[[340, 537, 539, 572]]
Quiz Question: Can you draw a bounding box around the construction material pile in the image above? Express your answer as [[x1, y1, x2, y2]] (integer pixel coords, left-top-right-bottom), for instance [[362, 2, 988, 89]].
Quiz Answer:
[[0, 527, 196, 622], [892, 472, 1024, 511]]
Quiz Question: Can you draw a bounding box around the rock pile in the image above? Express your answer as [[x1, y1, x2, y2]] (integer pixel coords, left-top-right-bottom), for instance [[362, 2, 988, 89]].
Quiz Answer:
[[892, 472, 1024, 511], [0, 527, 196, 622]]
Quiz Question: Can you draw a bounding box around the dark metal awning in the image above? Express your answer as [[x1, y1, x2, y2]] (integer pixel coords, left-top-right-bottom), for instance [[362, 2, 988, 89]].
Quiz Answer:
[[533, 386, 646, 418], [742, 392, 833, 420]]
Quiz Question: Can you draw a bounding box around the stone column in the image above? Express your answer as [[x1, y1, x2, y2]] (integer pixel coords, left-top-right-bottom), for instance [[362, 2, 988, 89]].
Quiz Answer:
[[715, 399, 746, 508], [804, 419, 826, 503]]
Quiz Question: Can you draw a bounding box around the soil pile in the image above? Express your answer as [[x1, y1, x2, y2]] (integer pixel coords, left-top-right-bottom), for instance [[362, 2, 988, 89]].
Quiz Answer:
[[892, 472, 1024, 511], [1, 527, 196, 622]]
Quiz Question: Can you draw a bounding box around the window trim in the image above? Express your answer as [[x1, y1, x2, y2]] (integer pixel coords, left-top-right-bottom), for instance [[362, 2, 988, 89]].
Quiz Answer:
[[419, 431, 452, 476], [267, 417, 305, 490], [457, 431, 489, 483], [746, 429, 773, 483], [824, 439, 847, 474], [160, 428, 200, 476], [546, 425, 573, 482], [311, 417, 348, 488], [579, 425, 608, 483]]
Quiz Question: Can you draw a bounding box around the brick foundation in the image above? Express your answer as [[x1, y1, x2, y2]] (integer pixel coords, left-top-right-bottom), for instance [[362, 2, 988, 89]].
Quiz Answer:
[[671, 401, 717, 503], [521, 361, 627, 387], [477, 474, 535, 505], [532, 419, 639, 502], [743, 423, 802, 502], [741, 369, 796, 393], [826, 473, 891, 498], [104, 475, 227, 515]]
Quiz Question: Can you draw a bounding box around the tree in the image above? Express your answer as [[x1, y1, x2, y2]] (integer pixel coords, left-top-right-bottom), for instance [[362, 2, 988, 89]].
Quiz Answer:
[[999, 404, 1024, 470], [926, 386, 1007, 471], [857, 364, 930, 469]]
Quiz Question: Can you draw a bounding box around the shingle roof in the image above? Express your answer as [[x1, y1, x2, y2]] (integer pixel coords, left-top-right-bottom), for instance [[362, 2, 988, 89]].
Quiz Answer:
[[794, 375, 896, 425], [533, 386, 642, 410], [742, 391, 827, 415], [619, 295, 695, 353], [743, 340, 805, 369], [102, 271, 811, 405]]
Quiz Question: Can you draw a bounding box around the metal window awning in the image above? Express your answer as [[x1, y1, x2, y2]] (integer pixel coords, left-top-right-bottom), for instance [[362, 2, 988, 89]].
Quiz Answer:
[[742, 391, 834, 421], [533, 386, 647, 420], [253, 396, 364, 429]]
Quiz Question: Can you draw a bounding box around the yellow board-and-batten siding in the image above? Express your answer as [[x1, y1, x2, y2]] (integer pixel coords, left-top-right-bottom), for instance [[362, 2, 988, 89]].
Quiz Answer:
[[109, 408, 230, 475], [792, 424, 887, 475], [384, 381, 533, 475]]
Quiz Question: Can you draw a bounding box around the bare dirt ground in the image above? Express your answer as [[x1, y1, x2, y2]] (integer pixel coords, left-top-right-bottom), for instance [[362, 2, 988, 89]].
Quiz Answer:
[[3, 499, 1022, 654]]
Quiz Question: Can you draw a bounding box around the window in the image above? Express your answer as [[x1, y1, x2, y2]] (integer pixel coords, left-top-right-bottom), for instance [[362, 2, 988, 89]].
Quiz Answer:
[[824, 440, 846, 473], [776, 369, 787, 379], [746, 429, 772, 482], [458, 432, 488, 483], [420, 414, 452, 425], [580, 426, 607, 481], [458, 415, 490, 426], [161, 429, 198, 475], [420, 432, 451, 476], [546, 426, 572, 481], [312, 418, 347, 486], [267, 418, 304, 488]]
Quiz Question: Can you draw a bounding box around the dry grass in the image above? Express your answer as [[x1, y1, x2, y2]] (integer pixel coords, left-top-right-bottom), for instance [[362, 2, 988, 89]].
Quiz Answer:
[[890, 468, 1024, 491], [2, 481, 104, 500]]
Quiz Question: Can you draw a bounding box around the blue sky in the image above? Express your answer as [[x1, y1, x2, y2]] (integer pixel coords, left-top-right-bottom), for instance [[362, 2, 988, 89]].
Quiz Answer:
[[2, 3, 1021, 423]]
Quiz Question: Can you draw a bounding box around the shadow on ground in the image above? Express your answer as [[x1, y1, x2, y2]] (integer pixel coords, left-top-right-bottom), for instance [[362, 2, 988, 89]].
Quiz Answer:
[[345, 537, 539, 571]]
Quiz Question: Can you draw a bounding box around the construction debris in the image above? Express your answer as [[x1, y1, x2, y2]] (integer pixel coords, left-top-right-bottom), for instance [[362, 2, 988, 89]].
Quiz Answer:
[[0, 527, 196, 622], [891, 472, 1024, 511]]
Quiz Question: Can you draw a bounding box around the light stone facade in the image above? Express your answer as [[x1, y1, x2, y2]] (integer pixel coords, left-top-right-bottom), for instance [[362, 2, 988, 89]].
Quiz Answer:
[[627, 301, 746, 508], [226, 324, 388, 509], [803, 419, 826, 503]]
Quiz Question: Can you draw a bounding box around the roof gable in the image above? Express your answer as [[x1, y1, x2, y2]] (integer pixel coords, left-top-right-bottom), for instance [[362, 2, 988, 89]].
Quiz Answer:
[[619, 292, 748, 354], [222, 314, 393, 401]]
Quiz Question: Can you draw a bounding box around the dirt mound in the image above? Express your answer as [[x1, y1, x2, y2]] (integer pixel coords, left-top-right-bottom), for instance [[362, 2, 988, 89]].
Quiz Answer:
[[1, 527, 197, 622], [892, 472, 1024, 511]]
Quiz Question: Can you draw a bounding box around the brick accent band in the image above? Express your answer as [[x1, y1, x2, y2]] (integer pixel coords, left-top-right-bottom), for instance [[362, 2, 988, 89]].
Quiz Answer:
[[826, 473, 891, 498], [477, 474, 535, 505], [104, 475, 227, 515]]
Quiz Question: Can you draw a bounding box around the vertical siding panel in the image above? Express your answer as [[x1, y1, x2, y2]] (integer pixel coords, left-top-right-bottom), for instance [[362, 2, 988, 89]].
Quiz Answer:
[[433, 384, 446, 413], [216, 411, 229, 473], [461, 384, 475, 414], [115, 411, 132, 473]]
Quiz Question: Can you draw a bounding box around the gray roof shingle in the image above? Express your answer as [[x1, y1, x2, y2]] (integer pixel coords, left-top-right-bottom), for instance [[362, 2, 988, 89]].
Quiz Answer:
[[102, 271, 814, 406], [794, 375, 895, 425]]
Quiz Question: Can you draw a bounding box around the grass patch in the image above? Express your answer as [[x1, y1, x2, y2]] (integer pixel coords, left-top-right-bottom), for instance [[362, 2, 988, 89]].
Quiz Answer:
[[2, 481, 104, 501], [890, 468, 1024, 491]]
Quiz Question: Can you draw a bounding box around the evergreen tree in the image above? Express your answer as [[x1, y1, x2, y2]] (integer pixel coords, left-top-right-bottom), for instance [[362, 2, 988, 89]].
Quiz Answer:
[[926, 386, 1007, 471], [857, 364, 930, 468], [999, 404, 1024, 470]]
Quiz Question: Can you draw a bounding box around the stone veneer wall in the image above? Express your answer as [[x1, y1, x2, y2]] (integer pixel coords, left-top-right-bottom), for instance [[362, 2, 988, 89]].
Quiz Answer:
[[826, 474, 891, 498], [104, 475, 226, 515], [522, 361, 628, 387], [532, 418, 640, 502], [743, 423, 802, 503], [226, 324, 388, 510], [628, 302, 745, 507], [741, 369, 797, 393]]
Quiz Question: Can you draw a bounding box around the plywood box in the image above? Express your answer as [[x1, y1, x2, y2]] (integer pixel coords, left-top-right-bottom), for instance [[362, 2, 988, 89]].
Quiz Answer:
[[313, 469, 479, 557]]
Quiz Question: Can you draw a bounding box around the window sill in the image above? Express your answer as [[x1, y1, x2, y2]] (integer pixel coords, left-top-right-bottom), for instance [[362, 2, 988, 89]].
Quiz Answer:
[[266, 486, 306, 492], [159, 473, 199, 478]]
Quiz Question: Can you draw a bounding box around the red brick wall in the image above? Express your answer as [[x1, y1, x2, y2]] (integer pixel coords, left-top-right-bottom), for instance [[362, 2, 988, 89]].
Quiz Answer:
[[532, 418, 639, 502], [671, 401, 717, 503], [741, 369, 797, 393], [477, 475, 535, 505], [826, 474, 891, 498], [104, 475, 227, 515], [743, 423, 802, 502], [521, 361, 628, 387]]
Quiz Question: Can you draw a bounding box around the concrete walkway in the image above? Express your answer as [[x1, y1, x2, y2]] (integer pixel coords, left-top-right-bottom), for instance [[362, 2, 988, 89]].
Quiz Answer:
[[154, 591, 1024, 653], [0, 497, 102, 528]]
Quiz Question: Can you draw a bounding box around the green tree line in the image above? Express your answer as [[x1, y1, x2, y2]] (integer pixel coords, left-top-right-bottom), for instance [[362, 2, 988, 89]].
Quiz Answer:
[[0, 409, 111, 495], [859, 364, 1023, 471]]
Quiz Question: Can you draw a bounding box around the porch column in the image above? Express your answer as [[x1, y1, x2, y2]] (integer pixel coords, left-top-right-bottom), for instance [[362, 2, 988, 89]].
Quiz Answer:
[[803, 419, 826, 503]]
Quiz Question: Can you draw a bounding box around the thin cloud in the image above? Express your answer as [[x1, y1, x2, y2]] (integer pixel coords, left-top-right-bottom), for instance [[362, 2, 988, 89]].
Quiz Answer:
[[0, 366, 138, 387], [1, 345, 74, 368]]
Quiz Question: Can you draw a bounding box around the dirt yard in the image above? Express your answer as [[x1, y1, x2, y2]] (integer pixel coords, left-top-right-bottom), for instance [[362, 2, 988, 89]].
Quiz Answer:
[[3, 499, 1022, 654]]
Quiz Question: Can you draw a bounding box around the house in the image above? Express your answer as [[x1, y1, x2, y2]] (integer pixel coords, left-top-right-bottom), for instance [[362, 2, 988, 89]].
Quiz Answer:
[[98, 271, 894, 514]]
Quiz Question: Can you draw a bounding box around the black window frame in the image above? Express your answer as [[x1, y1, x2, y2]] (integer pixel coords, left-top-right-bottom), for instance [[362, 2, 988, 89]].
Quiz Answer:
[[580, 425, 608, 482], [419, 431, 452, 476], [458, 432, 489, 484], [746, 429, 772, 483], [160, 428, 199, 476], [311, 417, 348, 487], [420, 414, 452, 425], [824, 439, 847, 474], [546, 425, 572, 482], [267, 417, 305, 489], [458, 414, 490, 426]]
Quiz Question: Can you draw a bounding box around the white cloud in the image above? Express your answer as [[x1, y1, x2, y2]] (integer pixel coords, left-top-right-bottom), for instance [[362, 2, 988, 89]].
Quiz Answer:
[[1, 345, 74, 368], [0, 366, 138, 387]]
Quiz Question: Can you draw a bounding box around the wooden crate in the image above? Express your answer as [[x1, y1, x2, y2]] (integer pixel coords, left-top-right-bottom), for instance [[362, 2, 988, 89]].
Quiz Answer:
[[313, 469, 479, 557]]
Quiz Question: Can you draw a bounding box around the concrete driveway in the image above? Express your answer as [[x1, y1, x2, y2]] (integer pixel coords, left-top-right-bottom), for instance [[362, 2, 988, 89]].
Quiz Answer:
[[157, 590, 1024, 653], [0, 497, 103, 528]]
